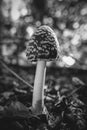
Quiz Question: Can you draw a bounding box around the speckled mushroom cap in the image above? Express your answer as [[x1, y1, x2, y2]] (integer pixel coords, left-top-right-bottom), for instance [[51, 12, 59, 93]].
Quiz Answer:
[[26, 25, 60, 62]]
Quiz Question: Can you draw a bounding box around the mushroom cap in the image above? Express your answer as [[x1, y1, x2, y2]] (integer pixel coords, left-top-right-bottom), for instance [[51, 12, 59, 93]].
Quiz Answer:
[[26, 25, 60, 62]]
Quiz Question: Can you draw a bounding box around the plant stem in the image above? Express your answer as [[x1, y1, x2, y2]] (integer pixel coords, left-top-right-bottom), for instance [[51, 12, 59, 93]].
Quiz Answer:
[[0, 60, 33, 89]]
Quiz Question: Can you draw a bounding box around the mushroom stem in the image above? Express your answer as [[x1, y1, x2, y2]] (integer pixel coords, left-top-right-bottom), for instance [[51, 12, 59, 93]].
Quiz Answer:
[[32, 60, 46, 114]]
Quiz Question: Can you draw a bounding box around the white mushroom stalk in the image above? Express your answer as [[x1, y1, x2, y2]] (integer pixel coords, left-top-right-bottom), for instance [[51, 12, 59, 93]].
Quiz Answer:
[[26, 25, 60, 115], [32, 60, 46, 114]]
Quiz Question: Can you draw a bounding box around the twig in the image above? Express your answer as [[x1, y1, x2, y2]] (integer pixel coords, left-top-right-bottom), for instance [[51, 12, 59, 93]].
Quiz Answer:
[[0, 60, 33, 89], [67, 86, 82, 98]]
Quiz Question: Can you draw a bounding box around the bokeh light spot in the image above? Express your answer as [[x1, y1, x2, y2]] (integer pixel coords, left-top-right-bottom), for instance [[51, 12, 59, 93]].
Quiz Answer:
[[62, 56, 75, 66], [26, 26, 34, 37]]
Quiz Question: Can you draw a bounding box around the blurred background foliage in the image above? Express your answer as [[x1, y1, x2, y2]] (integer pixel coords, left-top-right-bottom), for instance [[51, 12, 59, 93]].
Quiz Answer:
[[0, 0, 87, 69]]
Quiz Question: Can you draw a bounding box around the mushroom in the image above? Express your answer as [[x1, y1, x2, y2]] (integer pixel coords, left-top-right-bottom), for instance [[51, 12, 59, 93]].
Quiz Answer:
[[26, 25, 60, 114]]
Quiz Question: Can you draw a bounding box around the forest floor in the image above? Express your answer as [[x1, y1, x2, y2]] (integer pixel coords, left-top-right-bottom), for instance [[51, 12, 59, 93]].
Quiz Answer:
[[0, 61, 87, 130]]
